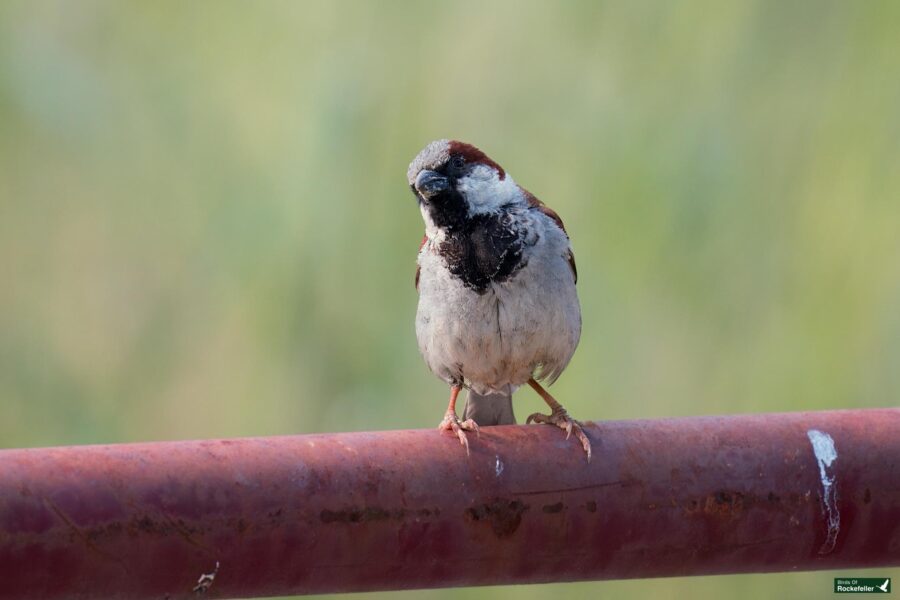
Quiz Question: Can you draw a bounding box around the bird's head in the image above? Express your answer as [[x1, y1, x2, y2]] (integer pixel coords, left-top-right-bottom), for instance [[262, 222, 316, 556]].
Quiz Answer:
[[407, 140, 521, 233]]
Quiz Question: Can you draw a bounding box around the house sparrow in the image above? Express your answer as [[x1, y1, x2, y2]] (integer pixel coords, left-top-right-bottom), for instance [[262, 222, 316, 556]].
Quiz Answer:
[[408, 139, 590, 460]]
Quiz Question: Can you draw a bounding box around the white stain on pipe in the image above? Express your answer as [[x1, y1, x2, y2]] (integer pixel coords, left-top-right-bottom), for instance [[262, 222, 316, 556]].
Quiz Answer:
[[807, 429, 840, 554], [495, 455, 504, 477], [192, 561, 220, 594]]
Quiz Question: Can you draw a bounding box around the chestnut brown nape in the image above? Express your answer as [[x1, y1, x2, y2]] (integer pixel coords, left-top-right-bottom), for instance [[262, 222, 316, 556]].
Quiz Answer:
[[447, 140, 506, 180]]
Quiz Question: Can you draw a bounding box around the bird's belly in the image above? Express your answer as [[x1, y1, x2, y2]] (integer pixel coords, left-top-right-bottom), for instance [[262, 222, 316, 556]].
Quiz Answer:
[[416, 261, 580, 393]]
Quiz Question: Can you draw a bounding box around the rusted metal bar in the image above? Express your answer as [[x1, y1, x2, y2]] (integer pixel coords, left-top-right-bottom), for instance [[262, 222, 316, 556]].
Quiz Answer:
[[1, 409, 898, 599]]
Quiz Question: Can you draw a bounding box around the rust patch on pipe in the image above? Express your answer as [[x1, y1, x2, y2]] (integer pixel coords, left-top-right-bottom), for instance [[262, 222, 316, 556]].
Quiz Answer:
[[320, 507, 438, 524], [703, 491, 745, 519], [465, 499, 528, 538], [542, 502, 565, 514]]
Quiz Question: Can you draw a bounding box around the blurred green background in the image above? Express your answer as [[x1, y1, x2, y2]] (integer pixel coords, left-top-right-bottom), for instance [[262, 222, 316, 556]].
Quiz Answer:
[[1, 0, 898, 598]]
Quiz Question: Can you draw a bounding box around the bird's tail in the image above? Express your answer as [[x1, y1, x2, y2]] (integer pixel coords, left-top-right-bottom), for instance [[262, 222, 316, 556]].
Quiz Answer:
[[463, 388, 516, 425]]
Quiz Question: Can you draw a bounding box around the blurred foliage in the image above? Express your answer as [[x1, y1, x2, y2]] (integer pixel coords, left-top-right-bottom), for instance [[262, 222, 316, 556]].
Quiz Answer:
[[1, 1, 898, 598]]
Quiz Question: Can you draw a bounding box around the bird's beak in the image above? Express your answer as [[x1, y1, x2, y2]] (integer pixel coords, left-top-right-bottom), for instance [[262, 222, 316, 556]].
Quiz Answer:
[[414, 170, 450, 199]]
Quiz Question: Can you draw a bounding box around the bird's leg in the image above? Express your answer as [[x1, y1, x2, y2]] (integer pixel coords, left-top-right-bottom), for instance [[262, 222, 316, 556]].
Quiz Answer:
[[526, 378, 592, 461], [438, 385, 479, 454]]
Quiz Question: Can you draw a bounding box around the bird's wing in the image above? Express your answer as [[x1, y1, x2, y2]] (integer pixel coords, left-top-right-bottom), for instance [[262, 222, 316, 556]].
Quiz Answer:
[[521, 188, 578, 284], [415, 233, 427, 292]]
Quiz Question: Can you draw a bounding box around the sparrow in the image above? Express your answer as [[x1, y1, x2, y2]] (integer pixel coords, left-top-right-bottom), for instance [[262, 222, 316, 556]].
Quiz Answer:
[[408, 139, 591, 460]]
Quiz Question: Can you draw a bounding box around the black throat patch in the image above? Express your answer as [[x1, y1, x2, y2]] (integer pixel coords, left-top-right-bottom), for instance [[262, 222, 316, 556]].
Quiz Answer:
[[437, 211, 527, 294]]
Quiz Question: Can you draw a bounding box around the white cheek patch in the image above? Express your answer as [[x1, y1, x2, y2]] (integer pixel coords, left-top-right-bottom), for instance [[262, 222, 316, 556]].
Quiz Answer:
[[457, 166, 521, 215], [419, 204, 445, 243]]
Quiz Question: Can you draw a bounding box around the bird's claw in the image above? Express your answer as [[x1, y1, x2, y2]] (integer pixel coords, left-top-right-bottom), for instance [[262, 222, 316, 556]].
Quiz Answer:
[[527, 407, 592, 462], [439, 411, 479, 455]]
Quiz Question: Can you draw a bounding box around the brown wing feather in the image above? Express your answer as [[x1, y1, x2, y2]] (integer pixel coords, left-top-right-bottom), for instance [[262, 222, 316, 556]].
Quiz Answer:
[[565, 249, 577, 284], [521, 188, 578, 284]]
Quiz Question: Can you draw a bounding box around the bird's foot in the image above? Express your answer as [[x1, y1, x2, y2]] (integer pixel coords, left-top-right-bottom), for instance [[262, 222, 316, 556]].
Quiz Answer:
[[526, 406, 592, 461], [438, 410, 479, 455]]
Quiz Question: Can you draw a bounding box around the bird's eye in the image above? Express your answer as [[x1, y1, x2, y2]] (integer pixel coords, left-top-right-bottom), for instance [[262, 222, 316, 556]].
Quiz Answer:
[[449, 156, 465, 171]]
